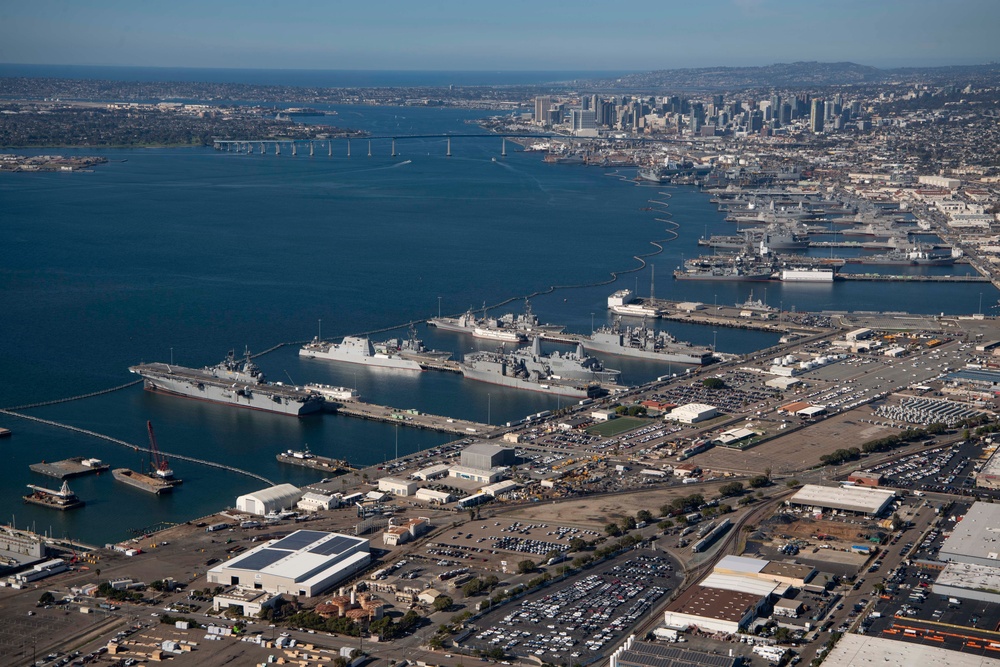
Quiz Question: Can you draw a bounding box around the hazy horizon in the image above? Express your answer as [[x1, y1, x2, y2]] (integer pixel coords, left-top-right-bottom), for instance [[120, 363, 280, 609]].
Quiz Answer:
[[2, 0, 997, 73]]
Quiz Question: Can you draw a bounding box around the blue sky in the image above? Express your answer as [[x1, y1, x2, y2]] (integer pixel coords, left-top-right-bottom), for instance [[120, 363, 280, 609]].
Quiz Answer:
[[1, 0, 997, 71]]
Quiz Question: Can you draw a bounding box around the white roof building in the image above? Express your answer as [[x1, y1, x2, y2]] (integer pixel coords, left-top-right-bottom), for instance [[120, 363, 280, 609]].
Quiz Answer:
[[667, 403, 718, 424], [378, 477, 418, 497], [297, 492, 337, 512], [481, 480, 519, 497], [413, 463, 450, 481], [414, 488, 453, 504], [789, 484, 895, 517], [939, 502, 1000, 566], [236, 484, 301, 516], [822, 634, 1000, 667], [207, 530, 370, 598]]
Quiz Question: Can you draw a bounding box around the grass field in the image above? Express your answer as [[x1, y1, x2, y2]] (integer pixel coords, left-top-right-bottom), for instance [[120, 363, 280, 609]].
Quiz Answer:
[[585, 416, 647, 437]]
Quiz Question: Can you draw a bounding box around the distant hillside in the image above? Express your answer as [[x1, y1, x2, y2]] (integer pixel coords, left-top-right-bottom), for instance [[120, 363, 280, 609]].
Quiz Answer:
[[583, 61, 1000, 92]]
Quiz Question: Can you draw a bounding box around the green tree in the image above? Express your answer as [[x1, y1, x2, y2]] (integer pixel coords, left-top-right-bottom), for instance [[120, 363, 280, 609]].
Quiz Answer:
[[619, 515, 637, 531], [433, 595, 453, 612], [38, 591, 55, 605], [719, 481, 744, 497], [636, 509, 653, 523], [517, 559, 537, 574], [604, 523, 622, 537]]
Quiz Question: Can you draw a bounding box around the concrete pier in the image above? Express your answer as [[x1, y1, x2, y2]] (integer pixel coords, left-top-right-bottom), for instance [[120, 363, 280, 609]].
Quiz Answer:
[[335, 401, 494, 436]]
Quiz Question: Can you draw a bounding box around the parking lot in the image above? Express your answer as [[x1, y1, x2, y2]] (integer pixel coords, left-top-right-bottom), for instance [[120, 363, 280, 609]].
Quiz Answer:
[[461, 549, 680, 662]]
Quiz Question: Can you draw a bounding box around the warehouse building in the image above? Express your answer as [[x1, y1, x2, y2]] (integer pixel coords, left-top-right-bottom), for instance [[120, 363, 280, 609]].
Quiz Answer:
[[378, 477, 418, 497], [297, 492, 338, 513], [413, 463, 450, 481], [822, 634, 1000, 667], [938, 502, 1000, 567], [460, 443, 515, 470], [662, 584, 767, 635], [609, 639, 736, 667], [481, 480, 519, 497], [713, 555, 816, 589], [213, 588, 279, 617], [382, 517, 430, 547], [932, 561, 1000, 604], [975, 449, 1000, 490], [666, 403, 718, 424], [788, 484, 896, 518], [236, 484, 301, 516], [414, 488, 453, 504], [448, 465, 504, 484], [207, 530, 370, 597]]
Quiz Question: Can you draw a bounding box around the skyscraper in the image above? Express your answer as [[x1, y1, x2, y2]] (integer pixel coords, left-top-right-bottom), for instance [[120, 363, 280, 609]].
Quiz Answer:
[[534, 96, 552, 125], [810, 99, 824, 133]]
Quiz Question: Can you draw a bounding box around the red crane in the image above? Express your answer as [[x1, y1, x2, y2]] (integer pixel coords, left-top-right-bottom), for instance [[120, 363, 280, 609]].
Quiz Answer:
[[146, 421, 172, 478]]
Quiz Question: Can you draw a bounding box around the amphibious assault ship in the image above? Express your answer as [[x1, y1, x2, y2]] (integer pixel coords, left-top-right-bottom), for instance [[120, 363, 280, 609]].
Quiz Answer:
[[130, 349, 324, 416]]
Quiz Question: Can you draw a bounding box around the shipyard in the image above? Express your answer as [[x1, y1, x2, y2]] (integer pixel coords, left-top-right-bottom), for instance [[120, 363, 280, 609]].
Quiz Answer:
[[4, 17, 1000, 666]]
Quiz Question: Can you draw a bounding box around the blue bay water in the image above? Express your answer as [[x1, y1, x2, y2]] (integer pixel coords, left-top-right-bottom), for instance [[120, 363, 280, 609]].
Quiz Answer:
[[0, 104, 994, 544]]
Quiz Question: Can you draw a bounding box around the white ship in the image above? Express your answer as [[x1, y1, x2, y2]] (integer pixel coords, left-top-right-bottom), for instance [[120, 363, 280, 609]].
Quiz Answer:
[[428, 299, 560, 341], [607, 289, 664, 318], [300, 336, 423, 371], [130, 350, 323, 416]]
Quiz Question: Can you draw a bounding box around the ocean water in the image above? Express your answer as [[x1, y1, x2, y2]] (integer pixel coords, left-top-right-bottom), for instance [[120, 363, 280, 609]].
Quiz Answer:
[[0, 64, 627, 87], [0, 104, 993, 544]]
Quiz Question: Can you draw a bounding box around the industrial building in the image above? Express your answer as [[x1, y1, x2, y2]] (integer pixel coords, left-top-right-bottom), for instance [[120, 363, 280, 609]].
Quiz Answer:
[[666, 403, 718, 424], [382, 517, 430, 547], [822, 634, 1000, 667], [297, 492, 338, 512], [932, 561, 1000, 604], [713, 555, 816, 589], [212, 588, 279, 617], [236, 484, 301, 516], [414, 488, 453, 504], [938, 502, 1000, 567], [788, 484, 896, 517], [975, 448, 1000, 490], [662, 584, 767, 634], [481, 480, 518, 497], [609, 638, 736, 667], [413, 463, 449, 481], [448, 465, 504, 484], [377, 477, 418, 497], [460, 443, 515, 470], [207, 530, 370, 597]]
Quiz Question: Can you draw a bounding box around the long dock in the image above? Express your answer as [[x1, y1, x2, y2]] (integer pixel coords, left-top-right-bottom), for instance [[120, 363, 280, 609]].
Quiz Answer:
[[334, 401, 494, 436], [837, 273, 989, 282]]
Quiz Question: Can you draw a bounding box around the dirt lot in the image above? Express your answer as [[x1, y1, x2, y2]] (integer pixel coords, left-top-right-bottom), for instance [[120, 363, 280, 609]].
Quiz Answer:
[[490, 481, 730, 530], [692, 410, 898, 475]]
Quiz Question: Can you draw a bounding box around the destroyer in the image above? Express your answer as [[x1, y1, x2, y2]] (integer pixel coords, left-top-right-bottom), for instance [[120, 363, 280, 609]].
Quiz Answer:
[[583, 319, 713, 365], [130, 349, 323, 416], [460, 338, 622, 398], [300, 336, 422, 371], [376, 324, 452, 364], [429, 299, 562, 341]]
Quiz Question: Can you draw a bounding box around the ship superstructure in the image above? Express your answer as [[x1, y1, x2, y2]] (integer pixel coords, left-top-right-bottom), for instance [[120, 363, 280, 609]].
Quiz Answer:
[[584, 319, 714, 365]]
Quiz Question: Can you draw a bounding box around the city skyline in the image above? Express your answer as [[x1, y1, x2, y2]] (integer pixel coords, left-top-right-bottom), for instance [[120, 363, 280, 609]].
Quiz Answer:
[[1, 0, 998, 73]]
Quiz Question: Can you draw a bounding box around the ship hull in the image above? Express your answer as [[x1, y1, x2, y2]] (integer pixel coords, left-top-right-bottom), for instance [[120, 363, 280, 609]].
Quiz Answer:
[[674, 271, 773, 281], [23, 496, 85, 511], [299, 347, 423, 371], [460, 368, 597, 398], [112, 468, 174, 495], [582, 340, 712, 365], [138, 374, 322, 416]]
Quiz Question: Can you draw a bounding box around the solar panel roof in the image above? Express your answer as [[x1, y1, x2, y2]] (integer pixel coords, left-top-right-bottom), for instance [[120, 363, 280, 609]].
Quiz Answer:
[[309, 534, 358, 556], [270, 530, 326, 551], [233, 548, 287, 572]]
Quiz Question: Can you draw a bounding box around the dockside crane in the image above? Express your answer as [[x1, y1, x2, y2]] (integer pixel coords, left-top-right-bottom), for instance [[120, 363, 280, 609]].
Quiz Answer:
[[146, 421, 175, 480]]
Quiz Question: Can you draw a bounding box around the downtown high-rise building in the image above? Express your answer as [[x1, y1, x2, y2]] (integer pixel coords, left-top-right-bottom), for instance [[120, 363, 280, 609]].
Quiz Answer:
[[810, 99, 824, 133], [534, 96, 552, 125]]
